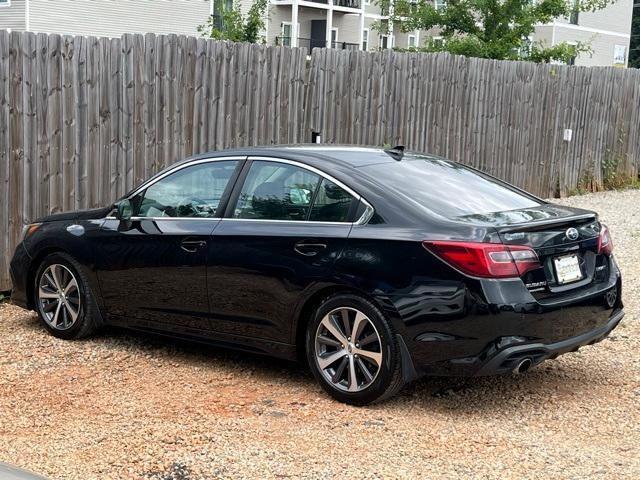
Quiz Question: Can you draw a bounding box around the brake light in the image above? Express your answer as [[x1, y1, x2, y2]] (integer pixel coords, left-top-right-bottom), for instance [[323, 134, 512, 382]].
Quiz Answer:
[[597, 224, 613, 256], [422, 241, 540, 278]]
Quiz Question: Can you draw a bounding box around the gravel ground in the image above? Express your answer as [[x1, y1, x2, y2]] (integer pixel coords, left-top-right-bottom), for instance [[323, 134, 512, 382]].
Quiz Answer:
[[1, 190, 639, 480]]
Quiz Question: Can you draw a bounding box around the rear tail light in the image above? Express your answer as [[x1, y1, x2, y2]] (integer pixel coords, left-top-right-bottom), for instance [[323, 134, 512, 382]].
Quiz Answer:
[[422, 241, 540, 279], [597, 224, 613, 256]]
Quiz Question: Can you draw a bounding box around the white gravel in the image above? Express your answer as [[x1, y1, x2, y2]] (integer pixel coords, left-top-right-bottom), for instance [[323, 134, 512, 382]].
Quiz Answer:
[[0, 189, 639, 479]]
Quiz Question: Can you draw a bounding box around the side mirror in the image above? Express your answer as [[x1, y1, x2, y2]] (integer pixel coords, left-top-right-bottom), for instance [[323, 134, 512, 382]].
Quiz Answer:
[[115, 199, 133, 221]]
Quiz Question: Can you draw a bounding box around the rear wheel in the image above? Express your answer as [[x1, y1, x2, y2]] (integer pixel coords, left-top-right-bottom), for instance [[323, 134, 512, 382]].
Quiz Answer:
[[34, 252, 101, 340], [306, 293, 404, 405]]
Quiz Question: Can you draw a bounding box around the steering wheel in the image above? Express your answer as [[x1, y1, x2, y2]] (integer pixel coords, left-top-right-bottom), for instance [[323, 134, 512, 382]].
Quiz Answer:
[[177, 197, 208, 217]]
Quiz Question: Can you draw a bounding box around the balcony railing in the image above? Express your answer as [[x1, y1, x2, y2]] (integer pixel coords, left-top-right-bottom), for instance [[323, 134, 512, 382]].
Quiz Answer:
[[334, 0, 361, 7], [307, 0, 360, 6], [275, 37, 361, 50]]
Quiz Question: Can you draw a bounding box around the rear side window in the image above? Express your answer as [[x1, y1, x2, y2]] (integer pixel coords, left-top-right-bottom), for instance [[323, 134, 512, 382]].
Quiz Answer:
[[233, 160, 355, 222], [309, 179, 353, 222], [362, 156, 541, 218]]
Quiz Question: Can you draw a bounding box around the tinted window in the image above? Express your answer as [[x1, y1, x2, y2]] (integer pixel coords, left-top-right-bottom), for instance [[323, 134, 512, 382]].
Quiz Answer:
[[137, 160, 238, 218], [234, 161, 321, 221], [362, 156, 540, 218], [309, 179, 354, 222]]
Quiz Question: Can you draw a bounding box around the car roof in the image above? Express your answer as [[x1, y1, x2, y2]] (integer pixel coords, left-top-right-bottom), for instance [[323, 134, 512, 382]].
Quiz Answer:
[[188, 144, 401, 169]]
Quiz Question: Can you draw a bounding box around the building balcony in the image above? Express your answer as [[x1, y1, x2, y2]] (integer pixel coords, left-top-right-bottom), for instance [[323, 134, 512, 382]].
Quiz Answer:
[[275, 37, 361, 50], [274, 0, 362, 9]]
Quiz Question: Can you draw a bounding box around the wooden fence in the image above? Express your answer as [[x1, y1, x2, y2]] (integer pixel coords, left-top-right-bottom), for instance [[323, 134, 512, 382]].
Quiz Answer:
[[307, 48, 640, 198], [1, 30, 640, 290]]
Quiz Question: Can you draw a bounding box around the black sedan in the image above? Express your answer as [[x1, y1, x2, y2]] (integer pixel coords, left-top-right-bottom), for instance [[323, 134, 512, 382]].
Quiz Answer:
[[9, 146, 624, 405]]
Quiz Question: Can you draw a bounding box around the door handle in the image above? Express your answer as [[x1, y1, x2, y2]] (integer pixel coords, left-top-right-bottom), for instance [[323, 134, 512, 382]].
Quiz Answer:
[[181, 238, 207, 253], [294, 240, 327, 257]]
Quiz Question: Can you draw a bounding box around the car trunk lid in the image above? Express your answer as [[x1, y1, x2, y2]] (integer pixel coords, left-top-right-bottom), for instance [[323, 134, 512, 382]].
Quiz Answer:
[[456, 204, 605, 298]]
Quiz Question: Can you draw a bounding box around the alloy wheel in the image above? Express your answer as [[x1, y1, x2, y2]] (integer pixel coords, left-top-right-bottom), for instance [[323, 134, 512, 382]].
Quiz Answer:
[[314, 307, 383, 392], [37, 264, 81, 331]]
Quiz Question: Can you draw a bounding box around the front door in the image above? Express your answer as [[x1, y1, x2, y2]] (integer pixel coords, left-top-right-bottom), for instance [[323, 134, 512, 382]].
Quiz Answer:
[[95, 158, 243, 330], [206, 157, 358, 342]]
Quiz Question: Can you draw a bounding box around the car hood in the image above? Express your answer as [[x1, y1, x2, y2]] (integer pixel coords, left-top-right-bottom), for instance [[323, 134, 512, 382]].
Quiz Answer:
[[453, 203, 596, 227], [34, 206, 112, 224]]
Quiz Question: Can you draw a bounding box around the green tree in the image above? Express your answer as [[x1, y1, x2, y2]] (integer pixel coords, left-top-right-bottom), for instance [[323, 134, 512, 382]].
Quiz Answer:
[[198, 0, 268, 43], [630, 4, 640, 68], [377, 0, 612, 63]]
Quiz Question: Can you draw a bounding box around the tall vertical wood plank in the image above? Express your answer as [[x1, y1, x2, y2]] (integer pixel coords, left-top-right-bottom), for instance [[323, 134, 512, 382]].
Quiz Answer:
[[122, 34, 135, 192], [61, 36, 76, 211], [86, 36, 100, 208], [109, 37, 122, 200], [0, 31, 11, 290], [98, 37, 111, 205], [143, 33, 157, 178], [132, 34, 145, 185], [73, 35, 88, 210], [9, 32, 24, 264], [22, 32, 37, 224]]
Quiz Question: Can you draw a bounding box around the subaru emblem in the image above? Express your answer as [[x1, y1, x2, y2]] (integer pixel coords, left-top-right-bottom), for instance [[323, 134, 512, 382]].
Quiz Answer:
[[566, 227, 579, 241]]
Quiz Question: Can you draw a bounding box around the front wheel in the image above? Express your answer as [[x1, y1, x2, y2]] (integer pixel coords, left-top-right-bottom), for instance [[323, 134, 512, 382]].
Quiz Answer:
[[306, 293, 404, 405], [34, 252, 102, 340]]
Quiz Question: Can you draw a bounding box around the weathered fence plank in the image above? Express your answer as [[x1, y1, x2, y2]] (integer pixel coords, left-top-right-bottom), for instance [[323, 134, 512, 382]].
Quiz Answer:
[[1, 31, 640, 291]]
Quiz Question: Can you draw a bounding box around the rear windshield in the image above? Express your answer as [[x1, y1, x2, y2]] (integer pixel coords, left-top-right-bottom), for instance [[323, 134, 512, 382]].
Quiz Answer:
[[361, 155, 541, 218]]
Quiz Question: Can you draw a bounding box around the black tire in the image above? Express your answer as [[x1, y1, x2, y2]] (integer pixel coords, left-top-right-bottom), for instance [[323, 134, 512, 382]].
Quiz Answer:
[[305, 293, 404, 405], [34, 252, 102, 340]]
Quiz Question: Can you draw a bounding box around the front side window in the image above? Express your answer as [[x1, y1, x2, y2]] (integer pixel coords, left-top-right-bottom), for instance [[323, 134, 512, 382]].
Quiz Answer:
[[233, 161, 355, 222], [136, 160, 238, 218]]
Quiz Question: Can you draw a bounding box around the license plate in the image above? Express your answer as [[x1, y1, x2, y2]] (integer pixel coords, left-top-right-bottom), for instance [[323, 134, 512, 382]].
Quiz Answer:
[[554, 254, 582, 284]]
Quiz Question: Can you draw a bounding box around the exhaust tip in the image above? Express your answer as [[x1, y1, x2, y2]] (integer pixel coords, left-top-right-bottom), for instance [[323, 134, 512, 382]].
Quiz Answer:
[[512, 358, 533, 375]]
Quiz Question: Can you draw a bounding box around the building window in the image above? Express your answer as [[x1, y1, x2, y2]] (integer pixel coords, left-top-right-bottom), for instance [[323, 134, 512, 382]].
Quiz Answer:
[[281, 22, 292, 47], [435, 0, 447, 10], [380, 35, 389, 50], [331, 28, 338, 48], [432, 36, 444, 49], [212, 0, 234, 31], [613, 45, 627, 66], [362, 29, 369, 51], [408, 35, 416, 48], [567, 41, 577, 65]]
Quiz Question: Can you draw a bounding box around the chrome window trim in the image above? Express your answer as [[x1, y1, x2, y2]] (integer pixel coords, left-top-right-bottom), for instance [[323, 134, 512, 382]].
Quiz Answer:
[[106, 154, 376, 225]]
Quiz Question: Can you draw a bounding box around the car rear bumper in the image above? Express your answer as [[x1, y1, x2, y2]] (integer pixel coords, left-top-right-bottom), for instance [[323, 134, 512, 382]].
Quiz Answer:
[[474, 307, 623, 376], [388, 257, 623, 378]]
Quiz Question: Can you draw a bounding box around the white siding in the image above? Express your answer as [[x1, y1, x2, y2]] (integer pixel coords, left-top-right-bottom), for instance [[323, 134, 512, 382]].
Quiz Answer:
[[552, 27, 631, 67], [0, 0, 26, 31], [28, 0, 211, 38], [557, 0, 633, 35]]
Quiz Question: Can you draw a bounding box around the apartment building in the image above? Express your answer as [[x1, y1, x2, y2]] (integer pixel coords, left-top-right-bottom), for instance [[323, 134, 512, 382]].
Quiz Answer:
[[533, 0, 634, 67], [0, 0, 210, 37], [0, 0, 633, 66]]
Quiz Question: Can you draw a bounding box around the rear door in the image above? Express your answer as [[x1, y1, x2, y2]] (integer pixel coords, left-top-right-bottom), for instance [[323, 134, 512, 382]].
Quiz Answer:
[[205, 157, 359, 342]]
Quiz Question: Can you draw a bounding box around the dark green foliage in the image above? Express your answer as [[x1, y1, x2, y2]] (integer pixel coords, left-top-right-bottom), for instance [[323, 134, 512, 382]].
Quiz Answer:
[[378, 0, 611, 63]]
